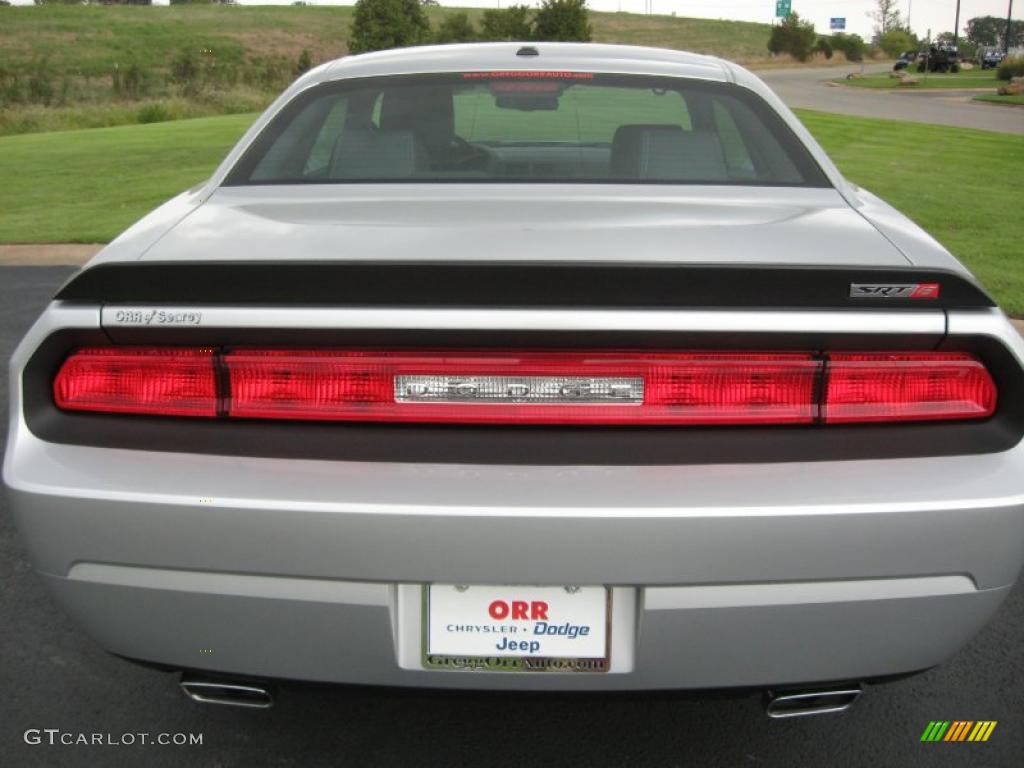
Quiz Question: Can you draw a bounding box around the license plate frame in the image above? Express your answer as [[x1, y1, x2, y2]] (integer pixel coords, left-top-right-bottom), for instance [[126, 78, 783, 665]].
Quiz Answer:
[[422, 584, 611, 673]]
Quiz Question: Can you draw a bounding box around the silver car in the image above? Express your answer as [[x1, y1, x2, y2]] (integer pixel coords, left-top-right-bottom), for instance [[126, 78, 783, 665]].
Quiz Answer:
[[5, 43, 1023, 716]]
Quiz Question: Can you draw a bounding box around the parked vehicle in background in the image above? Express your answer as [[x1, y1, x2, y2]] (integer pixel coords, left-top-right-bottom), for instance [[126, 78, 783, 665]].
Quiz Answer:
[[918, 44, 962, 73], [6, 43, 1024, 718], [893, 50, 918, 71], [981, 49, 1006, 70]]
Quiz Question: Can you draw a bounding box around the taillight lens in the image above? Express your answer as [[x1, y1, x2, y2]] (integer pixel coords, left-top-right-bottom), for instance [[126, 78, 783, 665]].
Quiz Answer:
[[51, 347, 999, 427], [824, 352, 997, 423], [224, 350, 820, 425], [52, 347, 217, 417]]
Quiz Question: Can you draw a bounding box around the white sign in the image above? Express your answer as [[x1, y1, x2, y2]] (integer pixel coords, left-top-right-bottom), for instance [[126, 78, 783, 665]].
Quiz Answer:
[[427, 584, 607, 660]]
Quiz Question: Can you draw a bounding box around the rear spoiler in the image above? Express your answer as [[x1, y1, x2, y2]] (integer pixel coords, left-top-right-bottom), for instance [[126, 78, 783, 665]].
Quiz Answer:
[[55, 261, 995, 310]]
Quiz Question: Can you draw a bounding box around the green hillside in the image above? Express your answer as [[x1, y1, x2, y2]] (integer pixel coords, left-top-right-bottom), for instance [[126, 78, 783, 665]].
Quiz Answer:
[[0, 6, 773, 74], [0, 6, 776, 135]]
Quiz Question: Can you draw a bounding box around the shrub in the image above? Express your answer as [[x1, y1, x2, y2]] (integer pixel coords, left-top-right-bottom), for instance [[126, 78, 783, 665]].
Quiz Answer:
[[997, 56, 1024, 81], [294, 48, 313, 76], [27, 59, 55, 106], [480, 5, 533, 41], [875, 28, 917, 58], [349, 0, 430, 55], [136, 103, 173, 124], [169, 48, 202, 96], [435, 12, 476, 44], [0, 65, 25, 107], [532, 0, 591, 43], [829, 32, 867, 62], [114, 62, 151, 100], [168, 47, 234, 97], [767, 12, 817, 62], [197, 84, 271, 113], [242, 55, 292, 90], [813, 37, 834, 60], [56, 75, 73, 106]]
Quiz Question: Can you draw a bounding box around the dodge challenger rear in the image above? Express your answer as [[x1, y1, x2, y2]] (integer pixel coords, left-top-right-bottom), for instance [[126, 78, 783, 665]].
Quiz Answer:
[[5, 44, 1024, 715]]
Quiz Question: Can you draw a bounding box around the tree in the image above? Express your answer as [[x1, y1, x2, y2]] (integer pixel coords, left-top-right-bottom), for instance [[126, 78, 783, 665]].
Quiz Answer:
[[872, 0, 903, 37], [532, 0, 592, 43], [480, 5, 533, 41], [958, 39, 979, 61], [966, 15, 1024, 50], [875, 28, 917, 57], [767, 11, 817, 62], [966, 16, 1002, 47], [349, 0, 430, 55], [435, 12, 476, 44]]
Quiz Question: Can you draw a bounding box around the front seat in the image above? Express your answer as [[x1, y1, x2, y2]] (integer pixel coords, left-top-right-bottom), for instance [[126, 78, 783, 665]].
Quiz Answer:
[[379, 87, 456, 168], [610, 124, 729, 181], [329, 129, 428, 179]]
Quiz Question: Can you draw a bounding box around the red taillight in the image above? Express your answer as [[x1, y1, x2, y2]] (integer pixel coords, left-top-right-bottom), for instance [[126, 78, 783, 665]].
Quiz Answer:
[[224, 350, 820, 425], [52, 347, 217, 417], [823, 352, 997, 423], [51, 347, 999, 426]]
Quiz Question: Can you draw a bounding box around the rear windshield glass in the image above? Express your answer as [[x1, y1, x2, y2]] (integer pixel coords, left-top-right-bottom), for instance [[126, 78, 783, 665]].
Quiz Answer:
[[225, 72, 829, 187]]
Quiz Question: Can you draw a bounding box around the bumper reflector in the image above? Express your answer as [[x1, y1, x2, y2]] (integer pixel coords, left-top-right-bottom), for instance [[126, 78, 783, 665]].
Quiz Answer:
[[52, 347, 998, 427]]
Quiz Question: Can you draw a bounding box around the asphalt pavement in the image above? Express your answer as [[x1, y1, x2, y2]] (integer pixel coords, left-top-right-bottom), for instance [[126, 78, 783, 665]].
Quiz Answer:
[[759, 63, 1024, 135], [1, 266, 1022, 767]]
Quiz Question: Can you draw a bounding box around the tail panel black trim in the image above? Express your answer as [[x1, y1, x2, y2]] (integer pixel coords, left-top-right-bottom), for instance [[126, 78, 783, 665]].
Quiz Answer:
[[54, 261, 995, 310]]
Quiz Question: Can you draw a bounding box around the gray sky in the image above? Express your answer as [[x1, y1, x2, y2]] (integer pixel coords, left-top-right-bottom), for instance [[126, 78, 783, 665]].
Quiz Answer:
[[10, 1, 1019, 42]]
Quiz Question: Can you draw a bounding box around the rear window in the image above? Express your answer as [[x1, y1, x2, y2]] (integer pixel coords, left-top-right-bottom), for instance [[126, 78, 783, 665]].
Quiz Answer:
[[225, 72, 829, 187]]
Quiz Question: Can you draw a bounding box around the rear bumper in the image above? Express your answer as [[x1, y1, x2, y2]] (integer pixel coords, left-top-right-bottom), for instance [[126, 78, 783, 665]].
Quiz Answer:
[[7, 435, 1024, 690], [36, 568, 1009, 691], [6, 305, 1024, 690]]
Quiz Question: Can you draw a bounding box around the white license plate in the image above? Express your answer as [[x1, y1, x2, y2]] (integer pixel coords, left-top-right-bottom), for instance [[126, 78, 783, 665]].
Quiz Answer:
[[423, 584, 609, 673]]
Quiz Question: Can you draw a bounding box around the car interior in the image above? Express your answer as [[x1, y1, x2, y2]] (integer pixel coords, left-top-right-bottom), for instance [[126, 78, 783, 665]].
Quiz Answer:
[[242, 76, 811, 186]]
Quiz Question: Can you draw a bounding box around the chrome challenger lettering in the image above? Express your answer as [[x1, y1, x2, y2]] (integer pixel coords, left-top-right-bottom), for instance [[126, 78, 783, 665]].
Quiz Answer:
[[395, 375, 643, 404]]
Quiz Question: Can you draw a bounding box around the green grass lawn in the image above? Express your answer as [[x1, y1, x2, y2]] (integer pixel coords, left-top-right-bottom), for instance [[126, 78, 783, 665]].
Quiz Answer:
[[1, 109, 1022, 313], [974, 93, 1024, 105], [838, 70, 1001, 89], [0, 114, 255, 243]]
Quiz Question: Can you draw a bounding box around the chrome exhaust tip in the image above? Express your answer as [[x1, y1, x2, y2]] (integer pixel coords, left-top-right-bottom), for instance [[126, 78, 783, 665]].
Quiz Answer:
[[179, 676, 274, 709], [764, 685, 863, 719]]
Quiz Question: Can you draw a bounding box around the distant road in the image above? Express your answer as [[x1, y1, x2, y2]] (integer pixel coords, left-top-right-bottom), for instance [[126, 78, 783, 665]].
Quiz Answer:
[[759, 63, 1024, 135]]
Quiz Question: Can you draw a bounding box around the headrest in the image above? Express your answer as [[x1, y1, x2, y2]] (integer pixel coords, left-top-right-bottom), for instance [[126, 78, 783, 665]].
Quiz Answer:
[[610, 124, 729, 181], [380, 87, 455, 157], [329, 130, 427, 179]]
